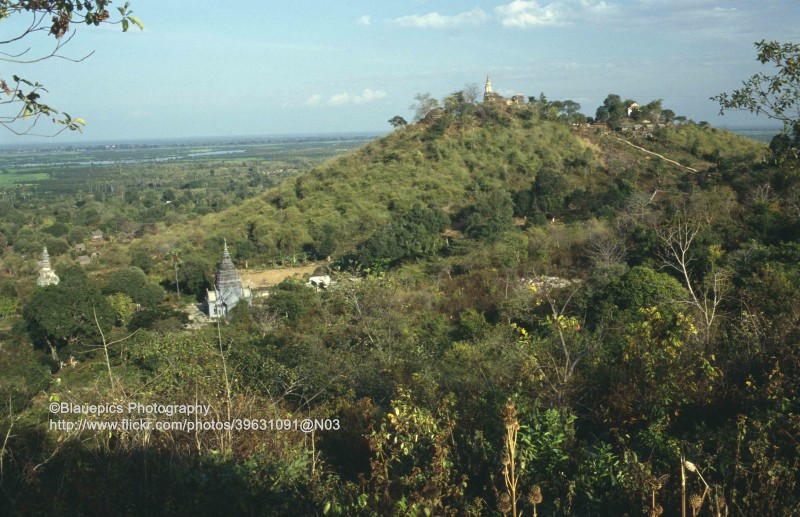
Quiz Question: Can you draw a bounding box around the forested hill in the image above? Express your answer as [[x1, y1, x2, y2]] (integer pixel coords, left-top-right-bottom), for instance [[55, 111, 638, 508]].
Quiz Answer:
[[152, 98, 766, 266], [6, 90, 800, 516]]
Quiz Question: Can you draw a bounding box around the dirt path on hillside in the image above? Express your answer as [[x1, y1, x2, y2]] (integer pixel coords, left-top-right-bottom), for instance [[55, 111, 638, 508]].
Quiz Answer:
[[240, 264, 319, 288], [614, 136, 699, 173]]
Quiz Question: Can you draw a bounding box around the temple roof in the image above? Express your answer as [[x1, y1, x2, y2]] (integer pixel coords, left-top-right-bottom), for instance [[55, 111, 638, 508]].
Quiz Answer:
[[215, 239, 243, 291], [40, 246, 51, 268]]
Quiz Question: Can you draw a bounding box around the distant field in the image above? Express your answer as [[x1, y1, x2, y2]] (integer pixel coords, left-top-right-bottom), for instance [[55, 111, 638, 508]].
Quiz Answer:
[[0, 170, 49, 187], [0, 134, 377, 190], [0, 136, 376, 169]]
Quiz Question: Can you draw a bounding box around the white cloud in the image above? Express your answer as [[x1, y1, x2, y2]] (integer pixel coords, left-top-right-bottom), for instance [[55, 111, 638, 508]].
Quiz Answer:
[[328, 89, 387, 106], [357, 15, 371, 26], [304, 94, 322, 106], [495, 0, 613, 28], [390, 8, 490, 29], [496, 1, 561, 27]]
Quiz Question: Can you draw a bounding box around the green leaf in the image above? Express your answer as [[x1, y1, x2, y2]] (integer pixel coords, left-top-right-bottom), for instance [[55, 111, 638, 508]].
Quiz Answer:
[[129, 15, 144, 31], [122, 19, 128, 32]]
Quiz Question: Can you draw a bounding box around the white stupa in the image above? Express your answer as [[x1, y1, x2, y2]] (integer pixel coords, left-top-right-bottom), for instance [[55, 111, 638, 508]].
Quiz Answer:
[[37, 247, 59, 287]]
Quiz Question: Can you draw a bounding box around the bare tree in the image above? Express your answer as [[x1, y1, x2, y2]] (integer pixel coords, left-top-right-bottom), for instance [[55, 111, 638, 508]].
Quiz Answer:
[[462, 82, 480, 104], [657, 212, 727, 342], [516, 276, 602, 409], [92, 306, 138, 391], [410, 92, 439, 122], [586, 236, 628, 270]]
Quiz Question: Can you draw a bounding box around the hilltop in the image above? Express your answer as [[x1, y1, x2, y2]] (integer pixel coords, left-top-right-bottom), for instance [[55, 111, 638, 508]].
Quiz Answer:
[[140, 96, 766, 267]]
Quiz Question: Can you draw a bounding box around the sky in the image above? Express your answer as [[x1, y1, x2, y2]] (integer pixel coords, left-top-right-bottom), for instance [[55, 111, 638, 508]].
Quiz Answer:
[[1, 0, 799, 143]]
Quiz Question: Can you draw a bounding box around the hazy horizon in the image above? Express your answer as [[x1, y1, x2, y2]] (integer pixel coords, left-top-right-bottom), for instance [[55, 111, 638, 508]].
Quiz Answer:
[[2, 123, 786, 153], [2, 0, 798, 144]]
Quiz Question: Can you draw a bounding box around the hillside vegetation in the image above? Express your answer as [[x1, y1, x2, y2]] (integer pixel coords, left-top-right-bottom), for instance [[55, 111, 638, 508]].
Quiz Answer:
[[2, 89, 800, 516], [145, 99, 765, 267]]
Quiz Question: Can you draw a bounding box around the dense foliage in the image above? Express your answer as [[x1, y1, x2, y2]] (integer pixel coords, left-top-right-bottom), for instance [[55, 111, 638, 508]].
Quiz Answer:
[[2, 68, 799, 515]]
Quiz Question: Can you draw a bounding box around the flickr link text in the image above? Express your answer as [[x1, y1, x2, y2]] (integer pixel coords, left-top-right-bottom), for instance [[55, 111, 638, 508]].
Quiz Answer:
[[48, 401, 339, 434]]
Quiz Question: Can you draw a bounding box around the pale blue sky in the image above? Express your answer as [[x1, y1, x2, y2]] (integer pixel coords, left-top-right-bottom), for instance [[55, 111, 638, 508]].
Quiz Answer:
[[2, 0, 798, 142]]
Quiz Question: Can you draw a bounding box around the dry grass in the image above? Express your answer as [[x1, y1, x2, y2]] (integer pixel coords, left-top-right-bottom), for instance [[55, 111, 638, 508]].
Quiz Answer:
[[239, 264, 319, 289]]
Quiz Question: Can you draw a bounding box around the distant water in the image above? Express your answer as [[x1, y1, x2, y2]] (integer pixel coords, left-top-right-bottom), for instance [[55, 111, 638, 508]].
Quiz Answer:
[[727, 128, 781, 143], [9, 149, 246, 169], [0, 132, 384, 152]]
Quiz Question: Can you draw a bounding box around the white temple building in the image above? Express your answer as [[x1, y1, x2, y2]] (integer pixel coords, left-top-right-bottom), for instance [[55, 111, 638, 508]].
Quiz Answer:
[[36, 247, 59, 287], [206, 241, 252, 318]]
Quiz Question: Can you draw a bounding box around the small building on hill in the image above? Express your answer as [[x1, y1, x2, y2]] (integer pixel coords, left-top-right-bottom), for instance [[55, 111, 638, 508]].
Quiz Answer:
[[307, 275, 332, 290], [483, 76, 504, 103], [483, 76, 525, 107], [207, 240, 252, 319]]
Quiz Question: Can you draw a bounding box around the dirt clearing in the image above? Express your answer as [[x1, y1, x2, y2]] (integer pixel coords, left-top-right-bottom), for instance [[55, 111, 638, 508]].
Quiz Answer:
[[240, 264, 319, 288]]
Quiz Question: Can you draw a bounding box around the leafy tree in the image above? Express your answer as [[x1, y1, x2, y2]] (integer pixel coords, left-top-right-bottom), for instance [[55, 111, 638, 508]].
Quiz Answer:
[[23, 264, 115, 361], [561, 99, 581, 118], [357, 205, 449, 266], [42, 222, 69, 237], [102, 266, 165, 307], [532, 169, 568, 217], [11, 228, 44, 256], [0, 295, 18, 319], [388, 115, 407, 128], [127, 306, 188, 332], [106, 292, 135, 326], [714, 40, 800, 169], [514, 169, 568, 220], [348, 387, 462, 516], [1, 1, 142, 135], [267, 278, 317, 323], [129, 245, 156, 273], [599, 265, 688, 324], [161, 188, 176, 202], [595, 94, 626, 127], [464, 189, 514, 241], [76, 206, 101, 227], [177, 257, 212, 300], [713, 40, 800, 136], [43, 237, 68, 257], [443, 88, 477, 118], [312, 222, 338, 258], [124, 189, 140, 205], [615, 307, 717, 420], [67, 225, 89, 245]]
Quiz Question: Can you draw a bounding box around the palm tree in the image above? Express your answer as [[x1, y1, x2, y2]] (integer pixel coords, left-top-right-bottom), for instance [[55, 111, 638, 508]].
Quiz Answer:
[[166, 248, 182, 299]]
